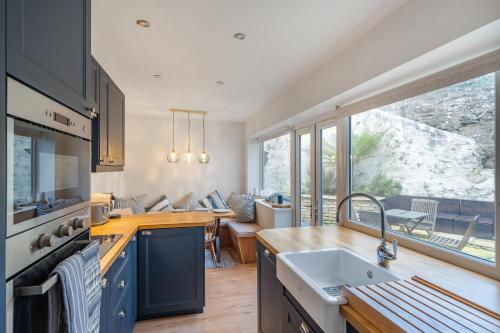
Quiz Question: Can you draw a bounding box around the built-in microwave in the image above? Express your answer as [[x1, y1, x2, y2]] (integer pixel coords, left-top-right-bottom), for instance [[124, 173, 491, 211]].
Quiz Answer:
[[6, 77, 91, 239]]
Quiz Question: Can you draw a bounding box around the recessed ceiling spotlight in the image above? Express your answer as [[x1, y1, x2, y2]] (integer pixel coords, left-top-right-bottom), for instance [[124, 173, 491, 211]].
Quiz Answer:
[[233, 32, 246, 40], [153, 74, 162, 79], [136, 19, 151, 28], [216, 81, 225, 85]]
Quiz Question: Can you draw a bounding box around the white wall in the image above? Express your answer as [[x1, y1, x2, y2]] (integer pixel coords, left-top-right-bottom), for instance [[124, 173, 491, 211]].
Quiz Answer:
[[245, 0, 500, 137], [91, 111, 246, 202]]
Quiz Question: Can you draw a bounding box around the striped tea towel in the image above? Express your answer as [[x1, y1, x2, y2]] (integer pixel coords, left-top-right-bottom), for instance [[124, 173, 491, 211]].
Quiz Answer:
[[80, 240, 102, 333], [52, 252, 89, 333]]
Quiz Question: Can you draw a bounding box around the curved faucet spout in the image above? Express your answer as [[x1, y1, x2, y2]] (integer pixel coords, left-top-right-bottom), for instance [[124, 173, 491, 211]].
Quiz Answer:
[[336, 192, 386, 243], [336, 192, 396, 267]]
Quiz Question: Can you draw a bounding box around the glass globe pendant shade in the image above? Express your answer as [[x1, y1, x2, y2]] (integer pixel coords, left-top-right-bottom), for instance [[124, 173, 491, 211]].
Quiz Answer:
[[184, 151, 196, 163], [198, 151, 210, 164], [167, 150, 180, 163]]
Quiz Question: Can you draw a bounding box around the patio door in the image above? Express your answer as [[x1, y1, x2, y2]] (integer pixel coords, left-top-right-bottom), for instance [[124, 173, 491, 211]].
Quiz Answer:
[[295, 121, 338, 226], [296, 128, 315, 226]]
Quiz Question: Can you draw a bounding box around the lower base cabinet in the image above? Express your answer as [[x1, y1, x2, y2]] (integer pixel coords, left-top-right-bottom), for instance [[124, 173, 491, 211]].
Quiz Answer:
[[257, 241, 360, 333], [100, 236, 137, 332], [137, 227, 205, 319]]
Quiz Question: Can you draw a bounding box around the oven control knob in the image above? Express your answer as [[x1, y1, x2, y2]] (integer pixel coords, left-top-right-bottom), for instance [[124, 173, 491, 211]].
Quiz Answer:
[[58, 225, 74, 237], [38, 234, 56, 248], [72, 218, 85, 229]]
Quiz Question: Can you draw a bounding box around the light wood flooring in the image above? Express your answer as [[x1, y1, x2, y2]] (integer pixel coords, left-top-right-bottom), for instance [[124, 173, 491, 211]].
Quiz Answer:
[[133, 260, 258, 333]]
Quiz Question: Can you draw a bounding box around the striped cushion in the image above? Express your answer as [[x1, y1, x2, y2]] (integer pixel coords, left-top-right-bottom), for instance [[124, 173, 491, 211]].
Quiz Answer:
[[199, 190, 228, 209], [227, 193, 255, 223]]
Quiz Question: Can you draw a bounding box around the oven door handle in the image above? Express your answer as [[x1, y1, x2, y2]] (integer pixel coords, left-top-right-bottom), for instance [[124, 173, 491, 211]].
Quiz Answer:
[[14, 274, 58, 297]]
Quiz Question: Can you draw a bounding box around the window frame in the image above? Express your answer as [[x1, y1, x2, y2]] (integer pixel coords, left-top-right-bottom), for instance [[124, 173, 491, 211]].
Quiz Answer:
[[260, 129, 292, 197], [256, 50, 500, 279], [343, 70, 500, 280]]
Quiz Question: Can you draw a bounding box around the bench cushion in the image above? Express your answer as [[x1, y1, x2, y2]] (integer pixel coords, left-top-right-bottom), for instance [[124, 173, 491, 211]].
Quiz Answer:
[[227, 221, 261, 237]]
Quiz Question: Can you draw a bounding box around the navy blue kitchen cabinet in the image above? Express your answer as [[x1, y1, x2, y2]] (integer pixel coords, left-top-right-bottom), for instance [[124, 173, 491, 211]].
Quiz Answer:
[[257, 241, 283, 333], [100, 236, 137, 333], [138, 227, 205, 319], [6, 0, 91, 116], [282, 289, 324, 333], [92, 62, 125, 172]]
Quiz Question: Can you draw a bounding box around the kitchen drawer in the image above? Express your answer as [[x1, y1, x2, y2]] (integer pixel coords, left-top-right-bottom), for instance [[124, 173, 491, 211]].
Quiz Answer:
[[109, 287, 134, 333], [110, 254, 133, 309], [109, 238, 134, 277]]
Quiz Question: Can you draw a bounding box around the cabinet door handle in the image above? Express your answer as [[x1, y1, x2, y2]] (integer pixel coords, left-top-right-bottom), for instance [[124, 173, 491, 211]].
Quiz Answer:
[[119, 251, 126, 259], [299, 322, 312, 333], [142, 231, 152, 236], [118, 310, 125, 318], [101, 278, 108, 289], [109, 160, 114, 163], [264, 249, 271, 258], [131, 235, 136, 241], [119, 280, 126, 289]]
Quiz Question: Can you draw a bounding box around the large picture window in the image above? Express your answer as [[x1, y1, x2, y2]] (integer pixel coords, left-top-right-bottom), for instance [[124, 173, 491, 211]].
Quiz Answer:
[[350, 72, 496, 263], [263, 133, 291, 196]]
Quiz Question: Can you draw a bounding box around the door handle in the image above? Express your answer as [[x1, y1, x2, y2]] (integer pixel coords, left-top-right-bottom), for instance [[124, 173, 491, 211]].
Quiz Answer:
[[142, 230, 152, 236], [264, 249, 271, 258]]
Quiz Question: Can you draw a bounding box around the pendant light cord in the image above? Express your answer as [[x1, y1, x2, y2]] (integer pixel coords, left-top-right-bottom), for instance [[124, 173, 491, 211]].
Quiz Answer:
[[203, 114, 206, 152], [172, 111, 175, 150], [188, 112, 191, 151]]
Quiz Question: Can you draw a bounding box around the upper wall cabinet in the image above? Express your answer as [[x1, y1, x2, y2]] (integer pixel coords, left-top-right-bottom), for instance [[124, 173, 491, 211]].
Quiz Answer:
[[92, 59, 125, 172], [6, 0, 91, 116]]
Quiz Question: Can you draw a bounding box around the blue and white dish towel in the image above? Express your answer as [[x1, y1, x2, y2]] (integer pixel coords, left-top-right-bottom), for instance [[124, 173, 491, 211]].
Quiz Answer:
[[51, 240, 102, 333]]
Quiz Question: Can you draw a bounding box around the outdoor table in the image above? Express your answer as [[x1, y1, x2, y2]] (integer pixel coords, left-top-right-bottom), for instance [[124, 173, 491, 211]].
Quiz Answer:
[[385, 209, 428, 235]]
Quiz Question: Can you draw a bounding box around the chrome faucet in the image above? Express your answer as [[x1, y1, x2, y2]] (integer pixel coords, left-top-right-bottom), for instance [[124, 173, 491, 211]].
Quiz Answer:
[[336, 193, 397, 267]]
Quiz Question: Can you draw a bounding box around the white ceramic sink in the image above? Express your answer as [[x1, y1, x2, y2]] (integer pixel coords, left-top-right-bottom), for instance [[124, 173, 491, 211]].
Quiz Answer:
[[276, 248, 399, 333]]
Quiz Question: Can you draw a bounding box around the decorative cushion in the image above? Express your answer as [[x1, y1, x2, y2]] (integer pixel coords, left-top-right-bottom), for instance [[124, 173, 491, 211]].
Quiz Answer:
[[114, 194, 149, 215], [145, 194, 167, 212], [199, 190, 228, 209], [227, 192, 255, 223], [149, 197, 172, 212], [132, 194, 149, 214], [227, 221, 261, 237], [173, 192, 193, 209]]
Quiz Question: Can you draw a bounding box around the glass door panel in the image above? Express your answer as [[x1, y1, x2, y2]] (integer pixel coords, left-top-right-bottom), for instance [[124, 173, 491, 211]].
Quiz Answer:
[[319, 125, 337, 225], [297, 131, 313, 226]]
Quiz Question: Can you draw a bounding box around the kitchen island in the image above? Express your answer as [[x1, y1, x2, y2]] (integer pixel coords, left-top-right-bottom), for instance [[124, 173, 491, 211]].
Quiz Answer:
[[91, 212, 213, 332], [257, 225, 500, 333]]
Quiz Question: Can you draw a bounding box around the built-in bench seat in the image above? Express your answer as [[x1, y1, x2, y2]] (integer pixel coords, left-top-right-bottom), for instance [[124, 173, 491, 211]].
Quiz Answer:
[[226, 221, 262, 264]]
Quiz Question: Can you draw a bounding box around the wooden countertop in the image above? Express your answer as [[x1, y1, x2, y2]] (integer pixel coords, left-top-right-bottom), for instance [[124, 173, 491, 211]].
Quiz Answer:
[[256, 225, 500, 317], [91, 211, 214, 275]]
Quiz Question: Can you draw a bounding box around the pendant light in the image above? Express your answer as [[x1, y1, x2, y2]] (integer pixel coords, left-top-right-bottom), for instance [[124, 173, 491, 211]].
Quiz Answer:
[[198, 113, 210, 164], [184, 112, 196, 162], [167, 110, 180, 163]]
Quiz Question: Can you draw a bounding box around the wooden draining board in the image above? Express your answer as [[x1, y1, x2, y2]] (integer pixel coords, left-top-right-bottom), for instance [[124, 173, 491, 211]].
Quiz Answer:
[[343, 277, 500, 333]]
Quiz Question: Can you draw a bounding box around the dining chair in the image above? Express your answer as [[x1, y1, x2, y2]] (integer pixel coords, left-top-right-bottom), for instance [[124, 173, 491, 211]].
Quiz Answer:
[[410, 199, 439, 236], [429, 215, 479, 251], [205, 218, 220, 264]]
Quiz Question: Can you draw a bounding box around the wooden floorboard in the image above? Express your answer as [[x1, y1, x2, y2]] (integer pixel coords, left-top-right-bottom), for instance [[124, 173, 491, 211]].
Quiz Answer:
[[133, 259, 257, 333]]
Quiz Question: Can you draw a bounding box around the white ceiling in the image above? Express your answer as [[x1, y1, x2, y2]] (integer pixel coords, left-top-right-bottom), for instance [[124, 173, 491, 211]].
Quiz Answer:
[[92, 0, 407, 121]]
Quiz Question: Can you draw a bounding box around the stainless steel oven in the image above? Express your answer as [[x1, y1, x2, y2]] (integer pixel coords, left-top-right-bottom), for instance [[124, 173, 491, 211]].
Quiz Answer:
[[5, 77, 92, 332], [6, 77, 91, 240]]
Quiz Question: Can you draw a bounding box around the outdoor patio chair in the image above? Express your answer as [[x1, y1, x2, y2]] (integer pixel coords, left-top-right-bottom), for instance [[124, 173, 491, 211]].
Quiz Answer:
[[428, 215, 479, 251], [410, 198, 439, 236]]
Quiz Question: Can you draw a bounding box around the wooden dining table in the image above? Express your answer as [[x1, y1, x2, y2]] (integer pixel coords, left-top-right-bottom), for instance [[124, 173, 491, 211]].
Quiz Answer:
[[385, 208, 428, 234]]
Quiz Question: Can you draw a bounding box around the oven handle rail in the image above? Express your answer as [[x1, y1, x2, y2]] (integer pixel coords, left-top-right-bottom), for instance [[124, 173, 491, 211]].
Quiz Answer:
[[14, 275, 58, 297]]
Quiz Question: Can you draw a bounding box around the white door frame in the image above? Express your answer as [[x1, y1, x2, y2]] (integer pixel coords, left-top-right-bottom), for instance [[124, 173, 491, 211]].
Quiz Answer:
[[295, 126, 316, 226]]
